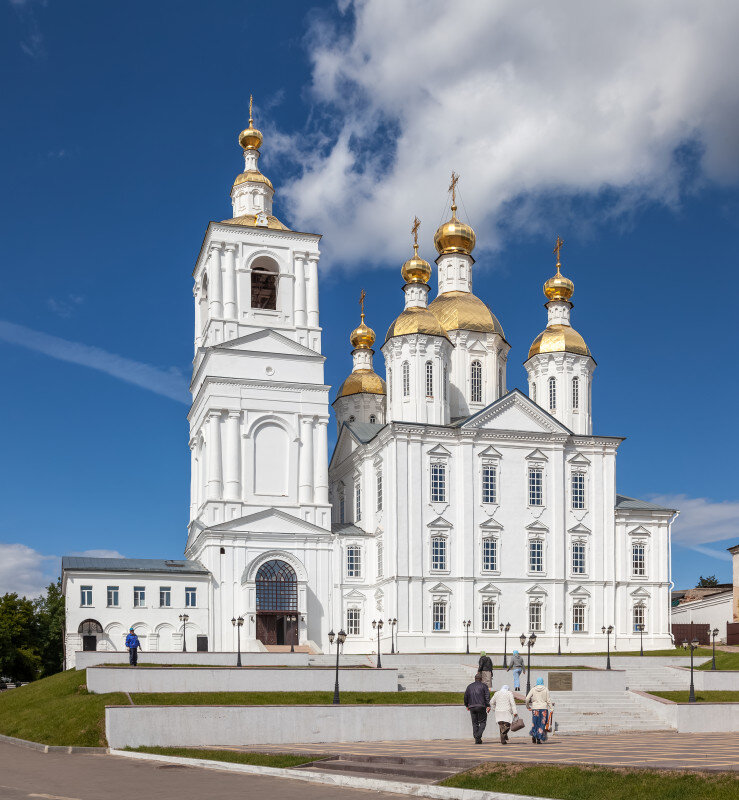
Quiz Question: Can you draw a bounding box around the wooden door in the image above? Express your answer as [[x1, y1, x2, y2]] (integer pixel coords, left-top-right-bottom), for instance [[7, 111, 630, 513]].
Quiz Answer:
[[256, 614, 277, 645]]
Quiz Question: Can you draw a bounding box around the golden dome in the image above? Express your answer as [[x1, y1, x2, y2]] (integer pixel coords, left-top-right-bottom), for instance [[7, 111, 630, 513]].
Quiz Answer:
[[221, 213, 289, 230], [434, 208, 476, 255], [401, 244, 432, 284], [232, 169, 274, 191], [336, 369, 386, 398], [238, 96, 263, 150], [385, 306, 450, 343], [428, 291, 505, 337], [350, 313, 376, 349], [527, 324, 591, 359], [543, 269, 574, 301]]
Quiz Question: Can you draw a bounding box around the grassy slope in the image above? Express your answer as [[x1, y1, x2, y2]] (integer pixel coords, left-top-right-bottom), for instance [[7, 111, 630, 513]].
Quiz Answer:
[[650, 690, 739, 703], [0, 669, 127, 747], [127, 746, 325, 768], [696, 651, 739, 671], [443, 763, 738, 800], [131, 690, 463, 705]]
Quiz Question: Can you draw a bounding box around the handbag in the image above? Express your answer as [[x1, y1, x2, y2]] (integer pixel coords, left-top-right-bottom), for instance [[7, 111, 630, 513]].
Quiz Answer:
[[510, 714, 525, 732], [545, 711, 554, 733]]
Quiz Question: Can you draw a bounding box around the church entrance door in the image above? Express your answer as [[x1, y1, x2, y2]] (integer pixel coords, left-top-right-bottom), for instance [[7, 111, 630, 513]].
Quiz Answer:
[[255, 560, 298, 647], [79, 619, 103, 652]]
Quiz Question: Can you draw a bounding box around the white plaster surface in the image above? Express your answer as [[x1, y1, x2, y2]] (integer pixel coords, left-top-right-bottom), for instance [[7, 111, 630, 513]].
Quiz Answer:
[[74, 650, 312, 669]]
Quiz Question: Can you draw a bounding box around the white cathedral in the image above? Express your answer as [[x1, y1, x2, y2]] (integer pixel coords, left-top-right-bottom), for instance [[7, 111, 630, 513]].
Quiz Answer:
[[62, 108, 677, 666]]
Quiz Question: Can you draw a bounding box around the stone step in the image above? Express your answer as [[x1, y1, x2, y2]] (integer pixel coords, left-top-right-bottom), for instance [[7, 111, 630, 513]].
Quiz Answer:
[[295, 758, 457, 784]]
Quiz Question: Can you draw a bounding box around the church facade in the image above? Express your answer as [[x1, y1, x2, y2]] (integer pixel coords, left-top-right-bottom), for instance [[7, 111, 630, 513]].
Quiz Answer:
[[62, 111, 677, 666]]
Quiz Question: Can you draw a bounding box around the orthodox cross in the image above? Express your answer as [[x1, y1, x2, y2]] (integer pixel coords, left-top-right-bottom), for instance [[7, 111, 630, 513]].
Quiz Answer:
[[553, 235, 564, 268], [249, 94, 254, 124], [359, 288, 366, 318], [411, 216, 421, 248], [448, 171, 459, 207]]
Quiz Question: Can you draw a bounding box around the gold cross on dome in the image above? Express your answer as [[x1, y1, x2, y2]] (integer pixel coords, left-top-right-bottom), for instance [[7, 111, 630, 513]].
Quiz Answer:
[[448, 171, 459, 206], [411, 216, 420, 248], [553, 235, 564, 268], [249, 94, 254, 124], [359, 288, 366, 318]]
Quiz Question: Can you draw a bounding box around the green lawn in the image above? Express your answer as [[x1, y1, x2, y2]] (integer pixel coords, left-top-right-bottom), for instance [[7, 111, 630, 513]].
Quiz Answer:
[[697, 651, 739, 671], [442, 763, 739, 800], [650, 690, 739, 703], [130, 690, 463, 705], [0, 669, 127, 747], [126, 746, 326, 768]]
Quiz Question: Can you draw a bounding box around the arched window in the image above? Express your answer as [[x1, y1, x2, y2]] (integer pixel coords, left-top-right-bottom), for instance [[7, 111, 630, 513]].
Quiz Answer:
[[348, 415, 355, 423], [572, 376, 580, 410], [256, 560, 297, 611], [443, 365, 448, 403], [498, 367, 503, 397], [471, 360, 482, 403], [251, 257, 278, 310], [369, 414, 376, 424], [531, 382, 537, 403], [425, 361, 434, 398], [387, 367, 392, 404], [548, 376, 557, 411], [402, 362, 410, 397]]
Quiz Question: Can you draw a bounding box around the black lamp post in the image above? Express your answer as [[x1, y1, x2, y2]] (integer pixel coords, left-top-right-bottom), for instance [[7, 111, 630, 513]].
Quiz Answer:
[[328, 628, 347, 704], [463, 619, 471, 654], [387, 618, 397, 654], [231, 616, 243, 667], [711, 627, 719, 670], [683, 637, 699, 702], [556, 622, 563, 656], [637, 623, 645, 657], [179, 613, 189, 652], [372, 619, 383, 668], [601, 625, 613, 670], [500, 622, 510, 668], [520, 632, 536, 694], [286, 614, 297, 653]]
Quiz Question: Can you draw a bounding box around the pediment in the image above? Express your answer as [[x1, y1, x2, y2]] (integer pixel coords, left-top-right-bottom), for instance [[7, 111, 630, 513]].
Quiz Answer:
[[569, 585, 591, 597], [427, 516, 453, 529], [568, 523, 592, 535], [526, 583, 548, 595], [478, 445, 503, 459], [627, 525, 651, 537], [525, 448, 549, 462], [209, 508, 329, 537], [428, 582, 452, 594], [481, 517, 503, 530], [478, 582, 501, 594], [343, 589, 366, 601], [329, 425, 359, 471], [462, 390, 572, 435], [526, 520, 549, 533], [630, 587, 651, 598], [568, 452, 592, 465], [219, 329, 321, 359], [427, 444, 452, 457]]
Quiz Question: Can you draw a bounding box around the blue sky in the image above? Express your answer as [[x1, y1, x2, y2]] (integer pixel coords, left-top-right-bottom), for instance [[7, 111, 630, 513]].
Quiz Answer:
[[1, 0, 737, 596]]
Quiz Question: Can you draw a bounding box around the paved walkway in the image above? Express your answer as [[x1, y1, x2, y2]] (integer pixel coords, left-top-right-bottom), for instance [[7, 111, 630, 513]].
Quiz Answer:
[[238, 732, 739, 773]]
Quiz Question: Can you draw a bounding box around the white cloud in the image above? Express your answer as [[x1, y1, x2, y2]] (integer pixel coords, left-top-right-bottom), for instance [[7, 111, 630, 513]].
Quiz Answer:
[[67, 549, 126, 559], [0, 320, 189, 404], [650, 494, 739, 548], [46, 294, 84, 319], [687, 544, 733, 563], [0, 543, 57, 598], [277, 0, 739, 266]]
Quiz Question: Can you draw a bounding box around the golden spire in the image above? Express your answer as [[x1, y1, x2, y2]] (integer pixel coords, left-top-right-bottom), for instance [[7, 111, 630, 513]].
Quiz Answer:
[[434, 172, 476, 255], [350, 288, 376, 349], [402, 216, 432, 284], [239, 94, 263, 151], [543, 235, 574, 301]]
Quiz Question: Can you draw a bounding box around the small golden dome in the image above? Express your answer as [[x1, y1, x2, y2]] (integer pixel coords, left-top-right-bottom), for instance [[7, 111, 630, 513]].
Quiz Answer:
[[544, 235, 574, 301], [385, 306, 450, 343], [428, 291, 505, 337], [336, 369, 386, 398], [401, 244, 432, 284], [434, 207, 476, 255], [350, 313, 376, 349], [527, 324, 591, 359], [232, 169, 274, 191]]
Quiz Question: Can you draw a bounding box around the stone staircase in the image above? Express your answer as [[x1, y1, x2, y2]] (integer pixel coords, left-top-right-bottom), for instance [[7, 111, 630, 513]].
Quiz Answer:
[[541, 691, 673, 734], [620, 665, 689, 692], [294, 753, 466, 784], [397, 663, 477, 691]]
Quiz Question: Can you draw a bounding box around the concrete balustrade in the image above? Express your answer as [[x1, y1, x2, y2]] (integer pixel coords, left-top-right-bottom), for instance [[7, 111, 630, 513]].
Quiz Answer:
[[668, 667, 739, 691]]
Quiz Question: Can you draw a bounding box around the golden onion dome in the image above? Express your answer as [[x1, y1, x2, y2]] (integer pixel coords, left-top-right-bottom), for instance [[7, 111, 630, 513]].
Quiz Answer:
[[221, 213, 289, 230], [232, 169, 274, 191], [239, 96, 263, 151], [350, 313, 376, 349], [434, 207, 476, 255], [428, 291, 505, 338], [401, 244, 432, 284], [336, 369, 386, 398], [527, 324, 591, 359], [543, 266, 574, 301], [385, 306, 450, 343]]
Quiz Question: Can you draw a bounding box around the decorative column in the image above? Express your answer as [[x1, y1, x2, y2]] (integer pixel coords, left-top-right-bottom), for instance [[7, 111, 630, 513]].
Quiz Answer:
[[208, 245, 223, 319], [294, 252, 307, 327], [299, 416, 315, 504], [223, 244, 238, 321], [223, 411, 242, 501], [189, 439, 198, 519], [206, 412, 223, 500], [193, 285, 202, 349], [314, 418, 329, 505], [306, 256, 319, 327]]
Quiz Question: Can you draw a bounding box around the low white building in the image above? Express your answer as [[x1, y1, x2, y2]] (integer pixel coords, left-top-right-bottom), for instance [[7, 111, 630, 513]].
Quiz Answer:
[[671, 588, 733, 641]]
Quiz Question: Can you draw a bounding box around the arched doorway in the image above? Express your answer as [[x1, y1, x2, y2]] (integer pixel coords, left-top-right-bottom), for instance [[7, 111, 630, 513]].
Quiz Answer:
[[255, 559, 298, 646], [78, 619, 103, 652]]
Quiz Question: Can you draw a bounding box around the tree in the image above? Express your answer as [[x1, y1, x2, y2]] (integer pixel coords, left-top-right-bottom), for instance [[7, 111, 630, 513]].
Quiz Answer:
[[0, 593, 41, 681], [697, 575, 720, 588], [34, 579, 65, 677]]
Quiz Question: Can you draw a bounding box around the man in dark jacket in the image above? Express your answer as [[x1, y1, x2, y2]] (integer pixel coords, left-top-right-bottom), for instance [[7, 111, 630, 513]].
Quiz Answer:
[[478, 651, 493, 689], [463, 673, 490, 744], [125, 628, 141, 666]]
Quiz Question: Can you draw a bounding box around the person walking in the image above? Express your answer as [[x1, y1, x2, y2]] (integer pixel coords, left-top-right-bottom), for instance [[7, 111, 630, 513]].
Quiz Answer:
[[526, 677, 554, 744], [125, 627, 141, 667], [463, 672, 491, 744], [490, 684, 518, 744], [478, 651, 493, 690], [507, 649, 525, 691]]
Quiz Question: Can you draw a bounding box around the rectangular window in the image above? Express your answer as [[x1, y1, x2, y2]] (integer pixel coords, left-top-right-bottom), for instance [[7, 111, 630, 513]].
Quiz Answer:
[[433, 601, 447, 631], [80, 586, 93, 607], [572, 541, 586, 574], [430, 462, 446, 503], [572, 604, 586, 632], [347, 608, 360, 636], [572, 377, 580, 410], [482, 538, 498, 572], [471, 360, 482, 403], [376, 472, 383, 511], [425, 361, 434, 398], [482, 463, 498, 504], [346, 545, 361, 578], [632, 542, 646, 576], [355, 483, 361, 521], [159, 586, 171, 608], [185, 587, 197, 607], [481, 600, 496, 631], [529, 601, 543, 632], [133, 586, 146, 607], [528, 467, 543, 506], [571, 472, 585, 510], [107, 586, 119, 607], [402, 362, 410, 396], [443, 365, 448, 403], [431, 536, 447, 571], [633, 604, 646, 632], [377, 540, 383, 578], [529, 539, 544, 572]]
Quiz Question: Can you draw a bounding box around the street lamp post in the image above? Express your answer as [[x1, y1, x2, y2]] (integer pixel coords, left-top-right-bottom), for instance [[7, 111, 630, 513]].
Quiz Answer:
[[683, 637, 699, 702], [387, 618, 397, 654], [328, 628, 347, 704], [179, 613, 189, 652], [500, 622, 510, 668], [463, 620, 471, 655], [372, 619, 384, 668], [520, 632, 536, 694], [231, 616, 243, 667], [556, 622, 563, 656], [637, 623, 644, 657], [711, 627, 719, 670], [601, 625, 613, 670], [286, 614, 297, 653]]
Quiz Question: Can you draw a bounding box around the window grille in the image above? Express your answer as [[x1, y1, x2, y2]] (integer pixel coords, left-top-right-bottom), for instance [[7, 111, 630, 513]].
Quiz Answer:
[[425, 361, 433, 398], [572, 472, 585, 509], [376, 472, 383, 511], [347, 608, 360, 635], [255, 561, 296, 611], [471, 360, 482, 403], [632, 543, 646, 576], [633, 603, 646, 632], [80, 586, 93, 607], [433, 601, 447, 631], [529, 601, 543, 631], [431, 536, 447, 571], [548, 376, 557, 411], [482, 538, 498, 571], [572, 376, 580, 410], [346, 545, 362, 578], [159, 587, 171, 608], [528, 467, 543, 506], [107, 586, 119, 607], [482, 601, 496, 631], [133, 586, 146, 607], [430, 462, 446, 503], [402, 362, 410, 396], [185, 586, 197, 608], [572, 541, 586, 574], [529, 539, 544, 572], [572, 603, 586, 632], [482, 463, 497, 504]]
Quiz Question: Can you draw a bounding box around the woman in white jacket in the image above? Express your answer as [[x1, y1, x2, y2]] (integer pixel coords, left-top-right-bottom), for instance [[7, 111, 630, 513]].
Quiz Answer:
[[525, 677, 554, 744], [489, 684, 518, 744]]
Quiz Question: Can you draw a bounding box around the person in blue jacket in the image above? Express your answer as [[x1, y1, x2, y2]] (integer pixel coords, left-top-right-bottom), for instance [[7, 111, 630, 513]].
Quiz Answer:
[[125, 627, 140, 666]]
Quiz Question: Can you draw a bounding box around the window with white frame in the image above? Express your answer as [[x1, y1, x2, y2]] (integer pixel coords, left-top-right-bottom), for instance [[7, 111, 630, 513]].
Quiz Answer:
[[482, 600, 496, 630], [159, 586, 171, 608], [346, 545, 362, 578], [471, 360, 482, 403], [425, 361, 433, 398], [376, 471, 383, 511], [80, 586, 93, 607], [548, 376, 557, 411], [529, 539, 544, 572], [528, 600, 543, 631], [387, 367, 392, 404], [632, 542, 646, 576], [402, 361, 410, 397], [377, 540, 383, 578], [571, 472, 586, 510], [433, 600, 447, 631], [107, 586, 119, 607], [633, 602, 647, 632], [572, 376, 580, 410], [528, 467, 543, 506], [347, 608, 360, 635], [431, 536, 447, 571], [133, 586, 146, 607], [355, 482, 361, 521], [430, 462, 446, 503], [571, 541, 586, 574], [185, 586, 197, 607], [482, 537, 498, 572], [572, 602, 586, 632], [369, 414, 376, 423], [482, 463, 498, 504]]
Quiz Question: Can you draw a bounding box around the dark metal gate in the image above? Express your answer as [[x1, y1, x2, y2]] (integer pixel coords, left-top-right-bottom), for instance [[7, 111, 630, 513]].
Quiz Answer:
[[671, 623, 711, 646]]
